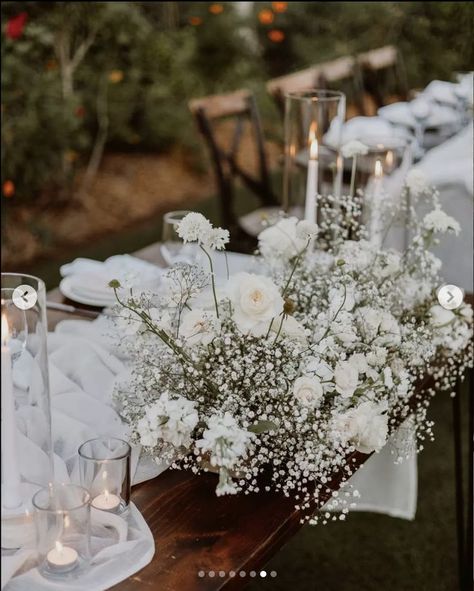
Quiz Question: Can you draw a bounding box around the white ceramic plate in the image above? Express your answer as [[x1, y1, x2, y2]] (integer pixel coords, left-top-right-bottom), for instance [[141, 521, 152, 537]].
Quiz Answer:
[[59, 276, 117, 308]]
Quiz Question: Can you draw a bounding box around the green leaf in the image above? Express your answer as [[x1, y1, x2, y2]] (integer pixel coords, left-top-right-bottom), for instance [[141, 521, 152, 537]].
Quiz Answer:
[[248, 420, 278, 434]]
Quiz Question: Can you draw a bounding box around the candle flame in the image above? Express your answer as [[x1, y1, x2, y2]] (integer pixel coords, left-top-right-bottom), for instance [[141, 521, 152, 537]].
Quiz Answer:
[[104, 490, 109, 501], [374, 159, 383, 178], [64, 515, 70, 528], [336, 154, 343, 168], [1, 314, 9, 345], [385, 150, 394, 168], [308, 121, 318, 159], [55, 541, 64, 554]]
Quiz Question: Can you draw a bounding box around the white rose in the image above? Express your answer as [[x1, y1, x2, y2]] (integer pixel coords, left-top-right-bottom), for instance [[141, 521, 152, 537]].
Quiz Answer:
[[423, 208, 461, 235], [459, 304, 473, 322], [429, 304, 455, 327], [228, 272, 284, 335], [356, 307, 401, 346], [293, 376, 324, 408], [348, 353, 369, 374], [258, 217, 307, 261], [332, 401, 388, 454], [334, 360, 359, 398], [350, 402, 388, 453], [180, 308, 220, 345], [306, 357, 334, 383], [270, 315, 307, 342]]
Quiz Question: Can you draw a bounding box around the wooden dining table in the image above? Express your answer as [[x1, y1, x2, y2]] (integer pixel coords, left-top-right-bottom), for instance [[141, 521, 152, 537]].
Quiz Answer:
[[44, 241, 441, 591]]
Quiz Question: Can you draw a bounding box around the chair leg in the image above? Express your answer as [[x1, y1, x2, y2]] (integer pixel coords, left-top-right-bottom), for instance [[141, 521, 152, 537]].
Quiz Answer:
[[465, 370, 473, 590], [452, 383, 465, 590]]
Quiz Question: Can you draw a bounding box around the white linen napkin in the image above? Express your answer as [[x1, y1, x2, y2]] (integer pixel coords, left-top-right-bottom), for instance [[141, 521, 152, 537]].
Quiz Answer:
[[417, 122, 473, 196], [423, 80, 461, 107], [60, 255, 164, 305], [325, 116, 412, 147]]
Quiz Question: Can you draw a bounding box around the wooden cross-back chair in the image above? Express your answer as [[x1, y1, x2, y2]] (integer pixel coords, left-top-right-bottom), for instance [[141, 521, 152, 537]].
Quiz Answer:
[[266, 56, 364, 118], [189, 89, 278, 253], [356, 45, 409, 114]]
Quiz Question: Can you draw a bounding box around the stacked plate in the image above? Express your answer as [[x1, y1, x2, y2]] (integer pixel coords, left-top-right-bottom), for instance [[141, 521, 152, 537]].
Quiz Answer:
[[59, 255, 163, 307]]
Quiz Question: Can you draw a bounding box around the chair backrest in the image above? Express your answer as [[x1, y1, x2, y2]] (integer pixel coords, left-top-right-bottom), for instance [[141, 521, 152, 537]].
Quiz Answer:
[[189, 90, 278, 251], [266, 56, 363, 117], [356, 45, 409, 113]]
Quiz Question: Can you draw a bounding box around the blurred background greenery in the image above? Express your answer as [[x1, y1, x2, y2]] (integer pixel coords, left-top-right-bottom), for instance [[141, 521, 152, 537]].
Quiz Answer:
[[2, 1, 473, 203]]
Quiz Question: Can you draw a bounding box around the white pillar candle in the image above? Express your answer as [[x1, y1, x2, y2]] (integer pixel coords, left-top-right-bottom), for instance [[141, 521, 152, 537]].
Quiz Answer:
[[46, 541, 78, 573], [91, 489, 121, 512], [369, 159, 384, 246], [1, 314, 22, 510], [304, 137, 319, 222]]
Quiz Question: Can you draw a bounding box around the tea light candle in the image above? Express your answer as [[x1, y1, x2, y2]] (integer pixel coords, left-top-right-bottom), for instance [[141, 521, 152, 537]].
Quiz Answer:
[[46, 541, 78, 572], [91, 490, 120, 512]]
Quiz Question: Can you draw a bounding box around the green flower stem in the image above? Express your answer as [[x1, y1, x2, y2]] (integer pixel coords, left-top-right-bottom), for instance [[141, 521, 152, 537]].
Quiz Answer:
[[200, 244, 220, 318], [349, 155, 357, 198]]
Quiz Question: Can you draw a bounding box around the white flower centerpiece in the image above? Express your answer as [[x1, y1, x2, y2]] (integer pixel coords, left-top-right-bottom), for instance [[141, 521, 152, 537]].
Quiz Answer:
[[110, 181, 472, 524]]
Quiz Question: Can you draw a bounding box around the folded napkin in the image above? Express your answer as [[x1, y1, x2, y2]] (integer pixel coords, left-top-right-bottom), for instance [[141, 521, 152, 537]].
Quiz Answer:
[[378, 101, 460, 130], [325, 115, 412, 148], [60, 255, 163, 305], [417, 122, 473, 196], [423, 80, 462, 107]]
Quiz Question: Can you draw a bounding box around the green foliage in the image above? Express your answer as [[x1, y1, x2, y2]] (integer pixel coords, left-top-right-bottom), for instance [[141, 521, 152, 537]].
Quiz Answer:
[[1, 1, 473, 204], [254, 1, 474, 86]]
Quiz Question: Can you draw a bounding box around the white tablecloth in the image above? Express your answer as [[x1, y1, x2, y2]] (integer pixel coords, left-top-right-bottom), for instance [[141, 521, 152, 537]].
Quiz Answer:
[[385, 123, 473, 291]]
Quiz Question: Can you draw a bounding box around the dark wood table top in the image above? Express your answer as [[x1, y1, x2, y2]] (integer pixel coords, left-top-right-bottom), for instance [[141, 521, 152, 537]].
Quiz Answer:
[[46, 242, 449, 591]]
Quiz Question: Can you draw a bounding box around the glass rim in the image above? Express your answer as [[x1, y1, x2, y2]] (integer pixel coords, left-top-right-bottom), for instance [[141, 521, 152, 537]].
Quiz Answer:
[[285, 89, 346, 102], [350, 135, 410, 151], [1, 272, 46, 293], [78, 437, 131, 462], [163, 210, 193, 224], [32, 483, 90, 513]]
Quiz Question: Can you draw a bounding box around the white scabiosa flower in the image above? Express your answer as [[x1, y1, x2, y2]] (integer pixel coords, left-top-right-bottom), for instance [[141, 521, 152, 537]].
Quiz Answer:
[[405, 167, 428, 196], [293, 376, 324, 408], [341, 140, 369, 158], [179, 308, 220, 346], [196, 412, 255, 469], [176, 212, 213, 243], [227, 272, 284, 335], [205, 227, 230, 251], [295, 219, 319, 241], [423, 208, 461, 235], [334, 360, 359, 398], [258, 217, 307, 261], [137, 393, 198, 450]]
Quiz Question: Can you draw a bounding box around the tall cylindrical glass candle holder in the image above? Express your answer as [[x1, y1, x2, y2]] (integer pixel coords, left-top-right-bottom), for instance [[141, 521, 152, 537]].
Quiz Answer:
[[282, 89, 346, 225], [1, 273, 53, 552]]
